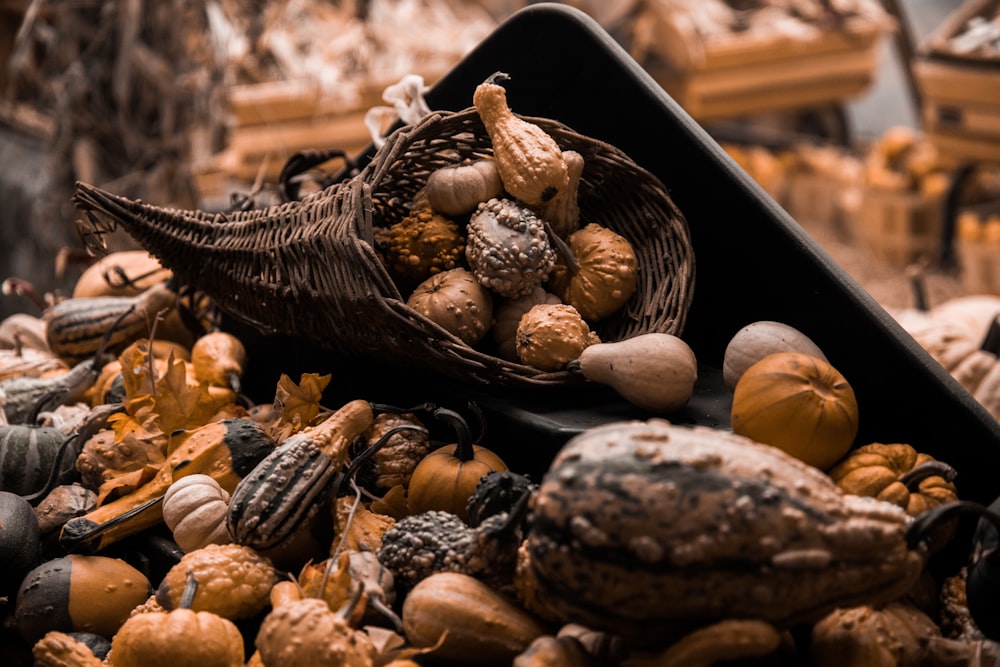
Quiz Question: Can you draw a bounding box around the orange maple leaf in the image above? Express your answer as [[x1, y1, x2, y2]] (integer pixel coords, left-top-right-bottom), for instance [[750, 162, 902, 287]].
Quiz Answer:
[[273, 372, 331, 432]]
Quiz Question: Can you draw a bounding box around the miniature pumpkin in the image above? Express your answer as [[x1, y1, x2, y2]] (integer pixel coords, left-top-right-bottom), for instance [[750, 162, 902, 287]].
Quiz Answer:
[[730, 352, 858, 471], [0, 424, 75, 497], [161, 473, 233, 552], [111, 578, 244, 667], [425, 159, 505, 217], [402, 572, 547, 665], [406, 407, 508, 522], [722, 320, 827, 391], [548, 223, 638, 322], [473, 71, 569, 207], [407, 267, 494, 346], [515, 303, 599, 372], [829, 443, 958, 516], [71, 250, 171, 299], [575, 333, 697, 413], [492, 288, 562, 361]]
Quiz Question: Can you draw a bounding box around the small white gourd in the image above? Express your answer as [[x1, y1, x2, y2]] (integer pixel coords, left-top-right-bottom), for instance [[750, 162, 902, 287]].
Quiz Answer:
[[162, 474, 232, 552]]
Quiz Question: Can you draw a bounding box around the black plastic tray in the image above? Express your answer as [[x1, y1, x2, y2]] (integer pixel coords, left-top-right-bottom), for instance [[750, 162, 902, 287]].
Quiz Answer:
[[237, 3, 1000, 503]]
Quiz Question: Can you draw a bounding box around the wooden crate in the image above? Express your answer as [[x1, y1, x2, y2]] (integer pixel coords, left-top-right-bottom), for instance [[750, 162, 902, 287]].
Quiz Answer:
[[913, 0, 1000, 164], [853, 187, 945, 267], [642, 12, 890, 120], [193, 73, 442, 205], [956, 202, 1000, 294]]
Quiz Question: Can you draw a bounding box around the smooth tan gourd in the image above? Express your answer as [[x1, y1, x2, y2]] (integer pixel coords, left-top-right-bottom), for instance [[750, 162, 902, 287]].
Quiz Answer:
[[577, 333, 697, 413], [723, 320, 826, 390], [402, 572, 547, 665]]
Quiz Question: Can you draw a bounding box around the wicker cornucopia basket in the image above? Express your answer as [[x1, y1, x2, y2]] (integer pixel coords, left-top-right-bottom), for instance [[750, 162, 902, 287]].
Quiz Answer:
[[72, 106, 695, 388]]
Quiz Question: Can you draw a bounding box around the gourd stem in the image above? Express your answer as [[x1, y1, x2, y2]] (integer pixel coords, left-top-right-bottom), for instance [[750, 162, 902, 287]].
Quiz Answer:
[[981, 316, 1000, 356], [104, 264, 166, 290], [484, 71, 510, 87], [907, 500, 1000, 550], [2, 277, 47, 312], [329, 424, 428, 500], [544, 220, 579, 274], [179, 571, 200, 609], [899, 461, 958, 491], [432, 406, 477, 462], [369, 401, 438, 417], [21, 402, 121, 505]]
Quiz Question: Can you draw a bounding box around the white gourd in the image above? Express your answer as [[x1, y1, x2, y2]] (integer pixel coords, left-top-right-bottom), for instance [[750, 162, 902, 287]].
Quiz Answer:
[[162, 474, 232, 552]]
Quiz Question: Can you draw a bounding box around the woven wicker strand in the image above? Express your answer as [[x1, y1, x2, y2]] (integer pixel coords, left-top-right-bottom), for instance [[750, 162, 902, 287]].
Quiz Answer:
[[72, 107, 695, 388]]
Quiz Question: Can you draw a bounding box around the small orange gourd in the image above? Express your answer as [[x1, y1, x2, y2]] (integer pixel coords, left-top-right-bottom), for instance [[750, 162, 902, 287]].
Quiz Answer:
[[473, 72, 569, 207], [515, 303, 599, 372], [111, 573, 244, 667], [548, 223, 638, 322], [406, 407, 508, 522], [731, 352, 859, 471], [828, 443, 958, 517], [191, 331, 246, 392]]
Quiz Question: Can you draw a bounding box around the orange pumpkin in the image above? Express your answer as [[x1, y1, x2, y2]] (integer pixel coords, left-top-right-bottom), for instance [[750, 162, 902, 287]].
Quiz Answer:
[[730, 352, 859, 471], [828, 443, 958, 516], [406, 407, 508, 522]]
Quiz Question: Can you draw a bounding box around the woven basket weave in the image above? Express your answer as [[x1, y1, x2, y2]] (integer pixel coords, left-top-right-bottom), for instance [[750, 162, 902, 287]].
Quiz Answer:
[[73, 107, 695, 388]]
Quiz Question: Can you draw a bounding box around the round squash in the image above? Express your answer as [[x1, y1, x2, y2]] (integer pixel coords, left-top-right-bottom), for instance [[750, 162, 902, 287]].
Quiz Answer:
[[111, 607, 244, 667], [548, 223, 638, 322], [515, 303, 599, 372], [407, 267, 494, 346], [406, 408, 508, 522], [730, 352, 858, 471]]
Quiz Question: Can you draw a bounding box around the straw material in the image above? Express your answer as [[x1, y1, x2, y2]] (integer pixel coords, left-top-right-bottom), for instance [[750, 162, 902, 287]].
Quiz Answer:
[[74, 107, 695, 388]]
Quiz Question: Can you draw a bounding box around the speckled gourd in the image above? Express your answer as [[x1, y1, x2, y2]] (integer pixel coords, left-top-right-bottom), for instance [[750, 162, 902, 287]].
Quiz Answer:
[[516, 419, 925, 642]]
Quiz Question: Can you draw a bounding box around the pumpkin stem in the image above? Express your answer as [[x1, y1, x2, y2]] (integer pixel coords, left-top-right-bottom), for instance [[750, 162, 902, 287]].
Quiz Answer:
[[899, 460, 958, 492], [179, 571, 200, 610], [907, 500, 1000, 550], [981, 316, 1000, 356], [432, 406, 478, 462], [905, 265, 930, 312]]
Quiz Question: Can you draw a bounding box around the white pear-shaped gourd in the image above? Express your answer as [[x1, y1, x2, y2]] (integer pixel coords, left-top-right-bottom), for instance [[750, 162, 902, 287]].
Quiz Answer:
[[722, 320, 827, 391], [576, 333, 697, 413]]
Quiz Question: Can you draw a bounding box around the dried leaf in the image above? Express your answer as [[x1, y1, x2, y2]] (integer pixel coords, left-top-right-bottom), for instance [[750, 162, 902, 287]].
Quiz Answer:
[[298, 551, 355, 617], [152, 355, 216, 433], [273, 372, 331, 432], [370, 485, 409, 520], [96, 462, 160, 505], [334, 497, 396, 554], [368, 623, 447, 666]]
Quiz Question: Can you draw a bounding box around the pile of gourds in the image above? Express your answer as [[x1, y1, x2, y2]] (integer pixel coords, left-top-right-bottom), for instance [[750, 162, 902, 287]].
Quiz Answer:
[[1, 248, 997, 666], [3, 75, 1000, 667]]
